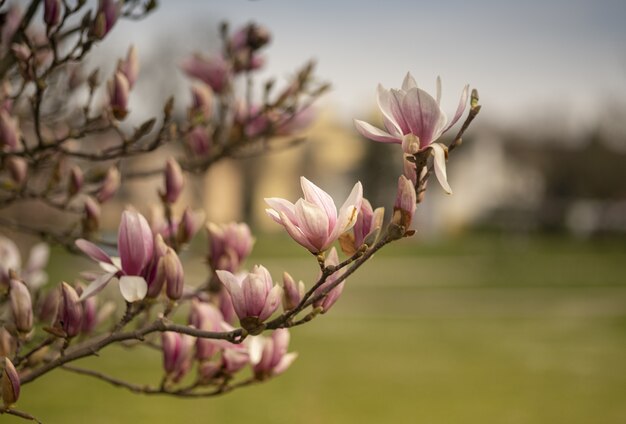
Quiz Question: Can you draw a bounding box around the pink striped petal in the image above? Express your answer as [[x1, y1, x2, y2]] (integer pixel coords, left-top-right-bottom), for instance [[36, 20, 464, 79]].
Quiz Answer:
[[294, 199, 329, 251], [76, 239, 114, 265], [79, 271, 116, 301], [259, 284, 283, 322], [401, 72, 417, 91], [442, 84, 469, 133], [353, 119, 401, 144], [429, 143, 452, 194], [300, 177, 337, 227], [216, 270, 245, 318]]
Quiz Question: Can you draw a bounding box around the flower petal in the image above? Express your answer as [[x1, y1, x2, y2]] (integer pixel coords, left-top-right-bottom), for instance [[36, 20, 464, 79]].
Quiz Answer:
[[300, 177, 337, 228], [442, 84, 469, 133], [216, 270, 245, 318], [248, 336, 265, 365], [118, 210, 154, 276], [79, 271, 116, 301], [259, 284, 283, 322], [401, 72, 417, 91], [119, 275, 148, 302], [277, 210, 319, 253], [334, 181, 363, 238], [377, 85, 406, 136], [429, 143, 452, 194], [295, 199, 329, 251], [273, 352, 298, 376], [264, 197, 297, 223], [402, 87, 447, 148], [76, 239, 114, 265], [435, 76, 442, 105], [353, 119, 401, 144]]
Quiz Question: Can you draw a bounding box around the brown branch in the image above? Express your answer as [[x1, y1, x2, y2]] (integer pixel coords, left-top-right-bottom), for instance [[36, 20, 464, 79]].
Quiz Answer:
[[0, 407, 43, 424]]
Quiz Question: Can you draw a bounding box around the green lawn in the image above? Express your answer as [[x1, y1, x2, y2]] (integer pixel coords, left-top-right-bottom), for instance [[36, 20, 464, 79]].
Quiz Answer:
[[7, 234, 626, 423]]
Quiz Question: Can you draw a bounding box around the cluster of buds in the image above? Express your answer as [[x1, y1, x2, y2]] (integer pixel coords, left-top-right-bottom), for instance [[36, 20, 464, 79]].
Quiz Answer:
[[206, 222, 254, 273]]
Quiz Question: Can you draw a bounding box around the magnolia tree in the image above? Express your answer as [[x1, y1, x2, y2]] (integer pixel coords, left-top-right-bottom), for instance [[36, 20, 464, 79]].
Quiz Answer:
[[0, 1, 480, 422]]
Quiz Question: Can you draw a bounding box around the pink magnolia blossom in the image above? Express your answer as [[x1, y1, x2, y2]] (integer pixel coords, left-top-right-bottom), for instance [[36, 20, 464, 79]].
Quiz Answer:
[[313, 247, 345, 313], [393, 175, 417, 229], [117, 45, 139, 88], [181, 54, 231, 94], [206, 222, 255, 273], [10, 279, 33, 334], [160, 157, 184, 204], [216, 265, 282, 332], [91, 0, 119, 39], [265, 177, 363, 254], [76, 210, 154, 302], [189, 300, 224, 360], [249, 328, 297, 379], [354, 73, 469, 194], [162, 331, 195, 383], [2, 357, 20, 407], [44, 0, 62, 28], [58, 282, 83, 338], [0, 236, 49, 290]]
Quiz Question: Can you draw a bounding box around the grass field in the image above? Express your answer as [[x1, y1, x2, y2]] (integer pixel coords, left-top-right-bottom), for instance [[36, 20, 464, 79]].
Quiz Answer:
[[6, 234, 626, 424]]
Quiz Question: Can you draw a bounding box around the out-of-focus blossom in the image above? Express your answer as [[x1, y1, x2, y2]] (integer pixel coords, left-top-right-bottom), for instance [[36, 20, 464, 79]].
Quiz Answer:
[[91, 0, 119, 39], [189, 84, 213, 121], [108, 71, 129, 120], [206, 222, 254, 273], [313, 247, 345, 313], [216, 265, 282, 333], [354, 74, 469, 194], [162, 332, 195, 383], [176, 208, 204, 246], [0, 237, 49, 290], [68, 165, 84, 197], [217, 288, 237, 325], [0, 5, 21, 55], [58, 282, 83, 338], [10, 279, 32, 334], [282, 272, 304, 311], [275, 107, 316, 136], [96, 166, 120, 203], [76, 210, 154, 302], [265, 177, 363, 254], [143, 233, 168, 298], [340, 198, 384, 255], [44, 0, 62, 28], [222, 345, 249, 374], [392, 175, 417, 230], [186, 125, 211, 156], [82, 196, 101, 235], [189, 300, 224, 360], [160, 157, 184, 204], [1, 357, 20, 407], [37, 287, 60, 325], [0, 110, 20, 151], [235, 103, 272, 138], [117, 45, 139, 88], [6, 156, 27, 186], [249, 328, 297, 379], [0, 328, 16, 358], [230, 23, 271, 52], [76, 284, 97, 334], [181, 54, 231, 94]]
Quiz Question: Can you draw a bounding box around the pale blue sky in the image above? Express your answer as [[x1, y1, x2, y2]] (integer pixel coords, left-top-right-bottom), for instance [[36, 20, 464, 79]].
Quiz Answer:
[[106, 0, 626, 130]]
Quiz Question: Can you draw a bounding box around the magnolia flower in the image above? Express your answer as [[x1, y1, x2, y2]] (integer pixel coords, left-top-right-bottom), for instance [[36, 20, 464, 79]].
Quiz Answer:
[[76, 210, 154, 302], [206, 222, 255, 273], [354, 73, 469, 194], [181, 54, 231, 94], [0, 236, 49, 290], [265, 177, 363, 254], [216, 265, 282, 333], [249, 328, 297, 379], [162, 332, 195, 383]]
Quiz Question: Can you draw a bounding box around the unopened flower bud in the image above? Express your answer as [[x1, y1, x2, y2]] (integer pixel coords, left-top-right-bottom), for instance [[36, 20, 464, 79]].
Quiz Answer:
[[0, 328, 16, 358], [117, 45, 139, 88], [37, 287, 60, 325], [68, 165, 83, 197], [230, 23, 271, 52], [58, 282, 83, 338], [80, 287, 97, 334], [44, 0, 62, 28], [82, 196, 100, 235], [186, 125, 211, 156], [392, 175, 417, 229], [96, 166, 120, 203], [189, 84, 213, 121], [2, 357, 19, 407], [108, 71, 129, 120], [282, 272, 304, 311], [145, 234, 168, 298], [313, 248, 345, 313], [161, 157, 184, 204], [176, 208, 204, 246], [162, 332, 194, 383], [91, 0, 118, 39], [11, 43, 30, 62], [181, 54, 230, 94], [10, 279, 32, 334], [163, 248, 184, 301], [6, 156, 27, 186], [0, 110, 20, 151]]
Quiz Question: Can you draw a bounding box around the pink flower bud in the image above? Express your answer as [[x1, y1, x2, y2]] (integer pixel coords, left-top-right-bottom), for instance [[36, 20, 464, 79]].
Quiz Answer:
[[68, 165, 84, 197], [117, 45, 139, 88], [217, 288, 237, 325], [37, 287, 60, 325], [186, 125, 211, 156], [0, 110, 20, 151], [91, 0, 119, 39], [118, 210, 154, 276], [181, 54, 230, 94], [392, 175, 417, 229], [216, 265, 282, 334], [230, 23, 271, 52], [2, 357, 20, 407], [44, 0, 62, 28], [9, 279, 32, 334], [96, 166, 120, 203], [352, 199, 384, 249], [189, 300, 223, 360], [144, 234, 168, 298], [59, 282, 83, 338], [108, 71, 130, 120], [282, 272, 304, 311], [80, 293, 98, 335], [250, 329, 297, 379], [222, 346, 249, 374], [6, 156, 27, 186], [161, 157, 184, 204], [82, 196, 101, 234], [207, 222, 254, 273], [163, 248, 184, 301], [176, 208, 204, 246], [189, 84, 213, 121], [313, 248, 345, 313], [162, 332, 194, 383]]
